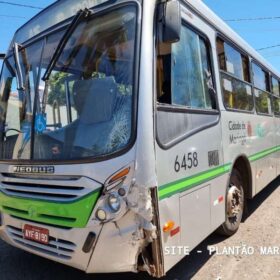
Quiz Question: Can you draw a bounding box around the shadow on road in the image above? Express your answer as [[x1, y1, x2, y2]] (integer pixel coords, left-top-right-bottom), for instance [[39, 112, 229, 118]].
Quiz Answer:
[[0, 178, 279, 280], [245, 176, 280, 219]]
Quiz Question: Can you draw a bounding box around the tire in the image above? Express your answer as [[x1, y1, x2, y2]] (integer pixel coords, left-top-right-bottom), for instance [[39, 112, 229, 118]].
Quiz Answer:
[[217, 168, 245, 236]]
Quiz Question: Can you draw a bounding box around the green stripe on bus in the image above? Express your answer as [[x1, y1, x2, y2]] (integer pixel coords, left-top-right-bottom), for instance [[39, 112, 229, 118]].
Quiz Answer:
[[0, 188, 101, 228], [159, 164, 231, 200], [159, 145, 280, 200], [249, 146, 280, 162]]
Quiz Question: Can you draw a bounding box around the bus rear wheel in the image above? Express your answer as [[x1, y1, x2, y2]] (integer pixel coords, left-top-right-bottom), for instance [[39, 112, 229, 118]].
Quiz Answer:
[[218, 169, 244, 236]]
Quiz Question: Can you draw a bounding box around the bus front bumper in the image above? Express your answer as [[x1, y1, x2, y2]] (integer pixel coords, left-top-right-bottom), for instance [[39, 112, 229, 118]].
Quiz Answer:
[[0, 211, 143, 273]]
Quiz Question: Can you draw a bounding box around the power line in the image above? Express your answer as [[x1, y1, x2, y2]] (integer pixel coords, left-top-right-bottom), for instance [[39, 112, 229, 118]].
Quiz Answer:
[[228, 29, 280, 34], [257, 44, 280, 51], [0, 1, 43, 10], [231, 27, 280, 32], [263, 53, 280, 58], [225, 16, 280, 22], [264, 54, 280, 58], [0, 14, 26, 19]]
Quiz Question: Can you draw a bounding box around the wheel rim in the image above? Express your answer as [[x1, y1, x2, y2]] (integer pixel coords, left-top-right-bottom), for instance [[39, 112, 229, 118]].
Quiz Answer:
[[225, 184, 244, 231]]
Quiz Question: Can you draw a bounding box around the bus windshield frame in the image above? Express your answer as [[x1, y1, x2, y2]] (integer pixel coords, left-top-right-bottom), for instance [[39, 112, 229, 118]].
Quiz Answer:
[[0, 2, 140, 163]]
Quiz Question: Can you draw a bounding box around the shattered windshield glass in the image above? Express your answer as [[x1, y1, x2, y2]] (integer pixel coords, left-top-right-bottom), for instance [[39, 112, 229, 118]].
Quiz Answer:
[[0, 5, 137, 161]]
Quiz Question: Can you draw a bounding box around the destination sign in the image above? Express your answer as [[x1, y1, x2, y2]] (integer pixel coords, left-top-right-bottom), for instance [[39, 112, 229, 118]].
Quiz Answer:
[[13, 0, 113, 44]]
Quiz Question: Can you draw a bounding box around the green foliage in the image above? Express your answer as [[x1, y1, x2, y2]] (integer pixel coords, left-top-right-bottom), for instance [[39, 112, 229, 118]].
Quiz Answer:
[[47, 72, 68, 105]]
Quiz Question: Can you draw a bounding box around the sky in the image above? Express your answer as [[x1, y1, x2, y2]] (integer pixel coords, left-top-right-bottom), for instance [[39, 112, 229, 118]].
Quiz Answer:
[[0, 0, 55, 52], [204, 0, 280, 71], [1, 0, 280, 70]]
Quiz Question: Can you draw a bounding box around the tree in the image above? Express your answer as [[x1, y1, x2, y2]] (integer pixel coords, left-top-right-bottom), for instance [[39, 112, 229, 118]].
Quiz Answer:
[[47, 72, 68, 106]]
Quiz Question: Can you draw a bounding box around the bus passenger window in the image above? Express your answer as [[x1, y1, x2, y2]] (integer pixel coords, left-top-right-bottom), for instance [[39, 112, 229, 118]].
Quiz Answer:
[[271, 77, 280, 117], [252, 63, 272, 115], [274, 97, 280, 116], [252, 63, 270, 92], [157, 25, 216, 110], [217, 38, 253, 111], [217, 39, 250, 83], [271, 77, 280, 96]]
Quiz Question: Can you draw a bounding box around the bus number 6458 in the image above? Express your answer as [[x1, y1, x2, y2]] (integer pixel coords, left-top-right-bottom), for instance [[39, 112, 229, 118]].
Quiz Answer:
[[174, 152, 198, 173]]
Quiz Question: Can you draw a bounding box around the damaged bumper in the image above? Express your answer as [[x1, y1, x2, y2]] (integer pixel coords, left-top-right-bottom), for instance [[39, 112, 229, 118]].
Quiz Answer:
[[0, 185, 160, 275], [0, 163, 162, 275], [0, 209, 154, 274]]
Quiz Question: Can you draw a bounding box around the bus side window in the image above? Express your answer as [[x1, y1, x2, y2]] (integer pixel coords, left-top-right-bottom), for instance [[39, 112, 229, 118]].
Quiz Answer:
[[252, 63, 272, 115], [217, 38, 254, 112], [157, 25, 216, 110], [271, 76, 280, 117], [271, 76, 280, 96], [273, 96, 280, 116]]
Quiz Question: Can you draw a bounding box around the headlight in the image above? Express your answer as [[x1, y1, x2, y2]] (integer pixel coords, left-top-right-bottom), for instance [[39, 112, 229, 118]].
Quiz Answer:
[[108, 194, 121, 212], [89, 164, 134, 225]]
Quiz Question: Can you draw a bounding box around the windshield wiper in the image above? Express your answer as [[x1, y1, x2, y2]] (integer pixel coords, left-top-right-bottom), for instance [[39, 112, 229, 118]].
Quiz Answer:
[[42, 8, 92, 82]]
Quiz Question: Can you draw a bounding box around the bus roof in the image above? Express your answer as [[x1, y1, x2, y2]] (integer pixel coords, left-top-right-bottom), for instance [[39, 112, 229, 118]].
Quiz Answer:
[[9, 0, 280, 77], [185, 0, 280, 77], [11, 0, 114, 48]]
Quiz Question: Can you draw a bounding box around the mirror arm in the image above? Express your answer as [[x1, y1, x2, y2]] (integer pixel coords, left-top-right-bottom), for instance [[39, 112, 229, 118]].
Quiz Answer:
[[208, 87, 217, 110], [13, 43, 25, 91]]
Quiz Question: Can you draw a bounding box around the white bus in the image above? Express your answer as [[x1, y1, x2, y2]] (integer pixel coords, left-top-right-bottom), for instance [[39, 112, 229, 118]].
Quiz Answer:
[[0, 0, 279, 277]]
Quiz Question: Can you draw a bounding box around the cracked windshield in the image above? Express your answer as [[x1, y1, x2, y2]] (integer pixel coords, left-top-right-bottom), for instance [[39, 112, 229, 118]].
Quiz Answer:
[[0, 5, 137, 161]]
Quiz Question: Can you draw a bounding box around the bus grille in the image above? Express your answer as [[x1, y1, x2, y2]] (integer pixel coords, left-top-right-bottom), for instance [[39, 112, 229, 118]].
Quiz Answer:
[[6, 225, 76, 260], [0, 173, 100, 202]]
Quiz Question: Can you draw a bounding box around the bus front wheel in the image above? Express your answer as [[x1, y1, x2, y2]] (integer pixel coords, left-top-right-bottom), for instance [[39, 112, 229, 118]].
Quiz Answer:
[[218, 169, 244, 236]]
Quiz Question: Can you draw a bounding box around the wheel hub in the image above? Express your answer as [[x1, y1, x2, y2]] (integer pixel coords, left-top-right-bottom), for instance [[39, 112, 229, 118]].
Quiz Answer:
[[227, 185, 242, 218]]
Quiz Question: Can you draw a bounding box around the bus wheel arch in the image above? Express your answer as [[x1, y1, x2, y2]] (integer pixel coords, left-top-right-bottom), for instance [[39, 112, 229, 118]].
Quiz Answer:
[[231, 155, 252, 200], [218, 155, 252, 236]]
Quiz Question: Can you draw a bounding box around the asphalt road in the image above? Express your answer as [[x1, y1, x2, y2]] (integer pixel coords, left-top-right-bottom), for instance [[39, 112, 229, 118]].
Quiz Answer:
[[1, 177, 280, 280]]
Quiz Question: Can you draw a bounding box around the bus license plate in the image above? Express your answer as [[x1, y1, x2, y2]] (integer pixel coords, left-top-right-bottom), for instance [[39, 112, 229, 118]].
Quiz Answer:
[[23, 224, 49, 245]]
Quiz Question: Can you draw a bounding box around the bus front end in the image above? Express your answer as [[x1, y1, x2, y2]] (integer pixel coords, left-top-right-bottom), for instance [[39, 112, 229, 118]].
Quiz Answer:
[[0, 0, 161, 275]]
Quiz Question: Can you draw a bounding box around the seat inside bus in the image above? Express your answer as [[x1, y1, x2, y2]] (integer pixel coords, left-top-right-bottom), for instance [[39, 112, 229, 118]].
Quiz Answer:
[[73, 78, 117, 123], [38, 76, 132, 159]]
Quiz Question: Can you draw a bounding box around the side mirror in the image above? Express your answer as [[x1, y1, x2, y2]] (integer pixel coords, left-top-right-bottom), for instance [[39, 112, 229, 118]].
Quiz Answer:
[[0, 53, 5, 60], [158, 0, 181, 44]]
